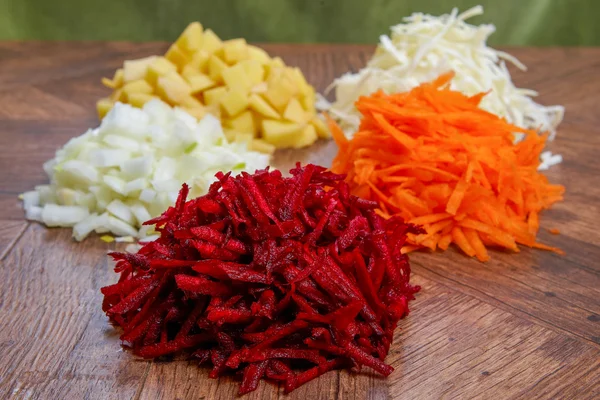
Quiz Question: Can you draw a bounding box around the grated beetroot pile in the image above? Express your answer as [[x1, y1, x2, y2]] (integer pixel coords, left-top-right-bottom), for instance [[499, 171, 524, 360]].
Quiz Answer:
[[101, 164, 420, 394]]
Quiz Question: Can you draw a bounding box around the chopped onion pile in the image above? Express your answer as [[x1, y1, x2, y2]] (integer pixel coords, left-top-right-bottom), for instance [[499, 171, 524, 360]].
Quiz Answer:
[[22, 100, 270, 240], [320, 6, 565, 144]]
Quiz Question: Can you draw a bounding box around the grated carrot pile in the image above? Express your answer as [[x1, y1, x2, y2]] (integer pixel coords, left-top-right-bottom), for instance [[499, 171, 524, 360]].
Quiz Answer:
[[329, 72, 565, 262]]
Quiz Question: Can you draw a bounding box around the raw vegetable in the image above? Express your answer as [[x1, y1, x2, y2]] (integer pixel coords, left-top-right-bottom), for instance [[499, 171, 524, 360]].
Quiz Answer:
[[320, 6, 564, 144], [330, 73, 565, 261], [22, 100, 269, 240], [98, 22, 329, 152], [538, 151, 563, 171], [101, 164, 420, 394]]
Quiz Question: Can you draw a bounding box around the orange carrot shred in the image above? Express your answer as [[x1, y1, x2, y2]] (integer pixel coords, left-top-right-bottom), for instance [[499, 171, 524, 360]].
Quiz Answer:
[[463, 228, 490, 262], [446, 178, 469, 215], [331, 73, 564, 261], [438, 234, 453, 251], [532, 242, 566, 255], [401, 245, 421, 254], [452, 227, 476, 257], [547, 228, 560, 235]]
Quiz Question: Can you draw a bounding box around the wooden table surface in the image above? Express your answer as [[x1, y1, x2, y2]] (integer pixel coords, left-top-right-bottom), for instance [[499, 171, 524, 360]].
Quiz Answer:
[[0, 42, 599, 400]]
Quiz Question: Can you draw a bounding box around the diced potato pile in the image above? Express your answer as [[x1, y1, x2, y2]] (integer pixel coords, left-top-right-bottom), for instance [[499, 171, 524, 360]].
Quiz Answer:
[[97, 23, 329, 152]]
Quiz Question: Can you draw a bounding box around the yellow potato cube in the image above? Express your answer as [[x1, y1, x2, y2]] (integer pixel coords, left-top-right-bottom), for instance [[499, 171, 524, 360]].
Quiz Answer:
[[222, 129, 234, 140], [180, 95, 203, 109], [97, 98, 114, 119], [283, 98, 309, 123], [227, 110, 255, 134], [123, 56, 157, 82], [181, 106, 206, 120], [103, 68, 124, 89], [181, 65, 200, 81], [293, 124, 318, 148], [188, 50, 210, 72], [156, 72, 192, 104], [222, 64, 252, 93], [270, 57, 285, 68], [288, 67, 311, 96], [205, 104, 221, 119], [266, 65, 284, 82], [223, 39, 249, 64], [240, 60, 264, 86], [165, 71, 190, 89], [186, 74, 216, 94], [300, 88, 316, 111], [232, 132, 254, 144], [165, 44, 191, 70], [201, 29, 223, 54], [110, 88, 125, 102], [122, 79, 154, 98], [208, 55, 228, 84], [247, 45, 270, 64], [203, 86, 228, 106], [251, 82, 268, 94], [310, 116, 331, 139], [249, 94, 279, 119], [146, 57, 177, 86], [175, 22, 203, 53], [212, 47, 225, 60], [262, 76, 297, 112], [220, 90, 249, 117], [128, 93, 157, 108], [113, 69, 125, 87], [262, 120, 303, 147], [102, 77, 116, 89], [249, 139, 276, 154]]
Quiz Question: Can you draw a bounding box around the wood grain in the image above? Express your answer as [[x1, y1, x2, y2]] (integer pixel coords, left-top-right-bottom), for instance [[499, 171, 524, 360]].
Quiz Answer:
[[0, 220, 27, 260], [0, 43, 599, 399]]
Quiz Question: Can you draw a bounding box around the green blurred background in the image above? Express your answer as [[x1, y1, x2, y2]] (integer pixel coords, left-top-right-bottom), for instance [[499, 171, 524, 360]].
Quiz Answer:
[[0, 0, 597, 45]]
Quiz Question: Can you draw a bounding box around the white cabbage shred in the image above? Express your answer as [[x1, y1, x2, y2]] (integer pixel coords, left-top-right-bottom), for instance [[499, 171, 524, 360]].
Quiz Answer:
[[320, 5, 565, 145], [23, 100, 270, 241], [538, 151, 563, 171]]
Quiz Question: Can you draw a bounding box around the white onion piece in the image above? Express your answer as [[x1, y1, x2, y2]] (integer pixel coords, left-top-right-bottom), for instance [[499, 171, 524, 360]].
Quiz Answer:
[[130, 203, 152, 225], [121, 156, 153, 179], [61, 160, 99, 183], [41, 204, 89, 227], [124, 178, 148, 195], [106, 199, 135, 225], [94, 213, 111, 234], [25, 206, 43, 222], [73, 213, 101, 241], [140, 234, 160, 243], [22, 191, 40, 209], [103, 176, 127, 195], [139, 188, 157, 204], [106, 216, 138, 237], [89, 149, 131, 167]]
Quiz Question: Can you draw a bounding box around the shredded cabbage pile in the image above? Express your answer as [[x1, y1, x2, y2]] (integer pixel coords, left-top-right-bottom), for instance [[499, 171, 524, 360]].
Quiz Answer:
[[22, 100, 270, 241], [320, 6, 565, 142]]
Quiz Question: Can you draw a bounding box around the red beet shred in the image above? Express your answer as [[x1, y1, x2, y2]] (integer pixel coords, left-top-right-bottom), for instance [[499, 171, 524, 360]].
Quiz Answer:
[[101, 164, 420, 394]]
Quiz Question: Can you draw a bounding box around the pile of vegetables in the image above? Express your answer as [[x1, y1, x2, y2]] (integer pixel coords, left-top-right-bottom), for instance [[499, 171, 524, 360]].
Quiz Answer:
[[330, 73, 564, 261], [320, 6, 564, 145], [98, 22, 329, 153], [17, 4, 571, 395], [23, 100, 269, 240], [101, 165, 420, 394]]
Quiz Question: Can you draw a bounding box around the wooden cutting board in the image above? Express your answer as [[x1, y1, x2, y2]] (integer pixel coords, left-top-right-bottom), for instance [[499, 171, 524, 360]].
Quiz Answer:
[[0, 43, 598, 400]]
